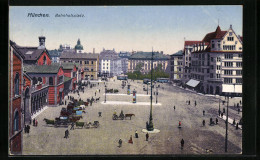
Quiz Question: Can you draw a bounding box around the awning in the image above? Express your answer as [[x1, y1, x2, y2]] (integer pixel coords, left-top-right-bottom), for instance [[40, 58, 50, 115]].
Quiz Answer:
[[186, 79, 200, 87], [222, 84, 242, 93], [59, 88, 64, 92]]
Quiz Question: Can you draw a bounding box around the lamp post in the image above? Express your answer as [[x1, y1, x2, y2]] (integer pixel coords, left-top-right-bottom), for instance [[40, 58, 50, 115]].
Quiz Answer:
[[219, 98, 221, 116], [147, 49, 154, 131], [156, 85, 158, 104], [225, 95, 229, 152], [147, 82, 148, 95], [104, 83, 107, 103]]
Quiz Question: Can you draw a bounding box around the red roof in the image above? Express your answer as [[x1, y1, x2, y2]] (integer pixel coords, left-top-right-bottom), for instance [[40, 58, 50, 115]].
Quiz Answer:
[[202, 26, 227, 43], [184, 41, 202, 46]]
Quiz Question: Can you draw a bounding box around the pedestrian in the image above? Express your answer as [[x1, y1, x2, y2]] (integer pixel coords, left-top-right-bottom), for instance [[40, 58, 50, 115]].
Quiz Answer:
[[27, 125, 30, 134], [33, 119, 35, 126], [99, 89, 100, 93], [118, 139, 122, 148], [146, 132, 149, 141], [203, 110, 205, 116], [202, 120, 205, 126], [128, 135, 133, 144], [24, 125, 27, 133], [240, 100, 242, 105], [223, 108, 225, 113], [221, 112, 223, 118], [174, 106, 175, 111], [188, 100, 190, 105], [64, 129, 69, 139], [181, 139, 184, 150], [29, 118, 32, 125], [210, 118, 213, 125], [233, 119, 236, 125], [195, 101, 197, 106], [179, 121, 181, 127], [236, 123, 239, 130], [135, 130, 139, 138], [216, 118, 218, 124], [35, 119, 38, 127], [70, 122, 75, 130], [65, 100, 67, 105], [238, 108, 240, 114]]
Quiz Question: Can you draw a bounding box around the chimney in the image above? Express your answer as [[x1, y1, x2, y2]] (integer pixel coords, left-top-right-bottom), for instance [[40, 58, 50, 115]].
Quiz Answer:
[[38, 36, 46, 49], [230, 24, 232, 29], [160, 51, 163, 54]]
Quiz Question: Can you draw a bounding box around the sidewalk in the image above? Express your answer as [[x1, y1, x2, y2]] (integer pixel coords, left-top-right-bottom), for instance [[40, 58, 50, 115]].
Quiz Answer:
[[218, 115, 242, 130], [31, 105, 48, 119], [101, 101, 162, 106], [103, 93, 150, 96]]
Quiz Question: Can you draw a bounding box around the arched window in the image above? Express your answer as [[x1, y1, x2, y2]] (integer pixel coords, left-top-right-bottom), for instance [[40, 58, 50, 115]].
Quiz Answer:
[[14, 73, 19, 95], [49, 77, 53, 85], [33, 77, 37, 85], [14, 111, 19, 132], [43, 56, 46, 65], [38, 77, 42, 84]]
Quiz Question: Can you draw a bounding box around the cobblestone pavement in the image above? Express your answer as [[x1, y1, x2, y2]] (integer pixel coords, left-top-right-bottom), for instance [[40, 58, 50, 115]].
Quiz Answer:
[[22, 77, 242, 155]]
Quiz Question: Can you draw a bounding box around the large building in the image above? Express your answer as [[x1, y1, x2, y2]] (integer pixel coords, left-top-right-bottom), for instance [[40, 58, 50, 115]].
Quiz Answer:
[[188, 25, 242, 95], [99, 48, 121, 77], [128, 51, 169, 74], [60, 52, 99, 80], [118, 51, 131, 74], [170, 50, 183, 81]]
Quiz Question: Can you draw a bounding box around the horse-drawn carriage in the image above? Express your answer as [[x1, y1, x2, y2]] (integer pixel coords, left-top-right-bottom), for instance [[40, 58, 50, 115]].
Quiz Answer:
[[43, 116, 71, 127], [75, 121, 100, 129], [112, 110, 135, 120]]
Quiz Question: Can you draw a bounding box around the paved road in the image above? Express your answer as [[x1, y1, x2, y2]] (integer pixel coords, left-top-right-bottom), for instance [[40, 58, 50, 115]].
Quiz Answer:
[[22, 77, 242, 155]]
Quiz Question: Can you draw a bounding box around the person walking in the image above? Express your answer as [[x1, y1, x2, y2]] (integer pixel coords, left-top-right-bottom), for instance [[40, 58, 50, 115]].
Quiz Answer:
[[146, 132, 149, 141], [202, 120, 205, 126], [223, 108, 225, 113], [27, 125, 30, 134], [174, 106, 176, 111], [70, 122, 75, 130], [99, 89, 100, 93], [240, 100, 242, 105], [24, 125, 27, 133], [33, 119, 35, 126], [216, 118, 218, 124], [221, 112, 223, 118], [195, 101, 197, 106], [65, 100, 67, 105], [188, 100, 190, 105], [233, 119, 236, 125], [181, 139, 184, 150], [135, 130, 139, 138], [236, 123, 239, 130], [238, 108, 240, 114], [35, 119, 38, 127], [178, 121, 181, 128], [64, 129, 69, 139], [203, 110, 205, 116], [128, 135, 133, 144], [118, 139, 122, 148]]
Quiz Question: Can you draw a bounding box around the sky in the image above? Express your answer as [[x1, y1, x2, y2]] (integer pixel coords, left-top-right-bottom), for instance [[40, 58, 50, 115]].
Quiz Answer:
[[9, 6, 242, 54]]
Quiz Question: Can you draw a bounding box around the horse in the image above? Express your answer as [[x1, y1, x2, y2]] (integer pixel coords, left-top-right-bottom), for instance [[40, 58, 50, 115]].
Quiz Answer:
[[125, 114, 135, 120]]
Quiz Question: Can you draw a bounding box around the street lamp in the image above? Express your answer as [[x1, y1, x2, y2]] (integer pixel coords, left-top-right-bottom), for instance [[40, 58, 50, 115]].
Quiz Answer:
[[147, 49, 154, 131], [147, 81, 149, 95], [104, 83, 107, 103], [225, 95, 229, 152], [156, 85, 158, 104], [219, 98, 221, 116]]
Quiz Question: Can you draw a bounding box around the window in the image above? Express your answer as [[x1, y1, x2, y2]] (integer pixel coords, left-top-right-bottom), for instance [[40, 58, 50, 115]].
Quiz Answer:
[[223, 45, 236, 51], [229, 32, 233, 36], [207, 69, 209, 73], [216, 74, 221, 78], [85, 61, 87, 64], [224, 70, 233, 75], [227, 37, 234, 41], [87, 61, 89, 64], [238, 54, 242, 58], [43, 56, 46, 65], [49, 77, 53, 85], [32, 77, 37, 85], [236, 70, 242, 75], [38, 77, 42, 84], [225, 54, 233, 59], [236, 78, 242, 84], [91, 61, 93, 64], [14, 73, 19, 95], [224, 78, 233, 84], [217, 57, 221, 62], [210, 73, 213, 78], [80, 61, 82, 64], [212, 44, 215, 48], [217, 65, 221, 70], [91, 69, 94, 72], [211, 65, 214, 69], [13, 111, 19, 132], [236, 62, 242, 67], [224, 62, 233, 67], [58, 76, 63, 84], [211, 57, 213, 62]]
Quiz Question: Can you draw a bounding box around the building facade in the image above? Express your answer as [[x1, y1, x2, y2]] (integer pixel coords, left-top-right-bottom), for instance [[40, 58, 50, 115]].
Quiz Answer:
[[128, 51, 169, 74], [99, 48, 120, 77], [189, 25, 242, 95], [170, 50, 183, 81], [60, 52, 99, 80], [118, 51, 131, 74]]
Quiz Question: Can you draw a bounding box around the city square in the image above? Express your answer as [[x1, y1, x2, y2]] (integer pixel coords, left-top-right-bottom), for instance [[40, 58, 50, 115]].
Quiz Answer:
[[22, 78, 242, 155]]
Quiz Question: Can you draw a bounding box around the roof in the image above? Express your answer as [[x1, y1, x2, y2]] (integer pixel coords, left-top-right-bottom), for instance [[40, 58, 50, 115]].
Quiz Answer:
[[24, 64, 62, 74], [239, 36, 243, 42], [184, 41, 202, 46], [171, 50, 183, 56], [11, 41, 51, 61], [10, 40, 25, 59], [129, 52, 169, 60], [186, 79, 200, 87], [60, 63, 78, 70], [202, 26, 227, 43], [60, 52, 99, 59], [48, 49, 60, 57]]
